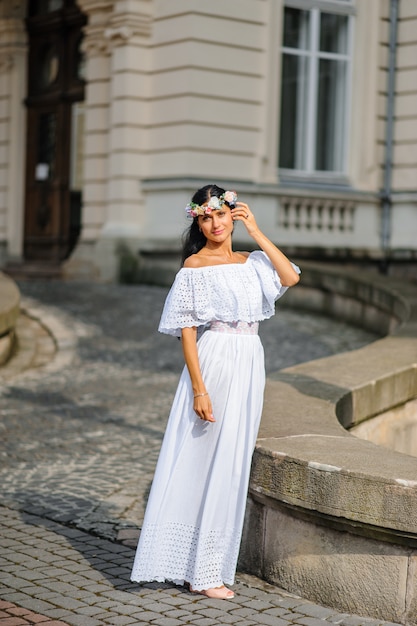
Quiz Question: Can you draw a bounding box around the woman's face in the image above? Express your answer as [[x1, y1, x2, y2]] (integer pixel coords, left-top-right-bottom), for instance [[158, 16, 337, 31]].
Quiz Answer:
[[197, 205, 234, 242]]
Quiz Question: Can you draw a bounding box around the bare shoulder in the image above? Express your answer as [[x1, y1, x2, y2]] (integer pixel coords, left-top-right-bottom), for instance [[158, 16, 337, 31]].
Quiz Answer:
[[183, 254, 206, 268], [236, 251, 250, 262]]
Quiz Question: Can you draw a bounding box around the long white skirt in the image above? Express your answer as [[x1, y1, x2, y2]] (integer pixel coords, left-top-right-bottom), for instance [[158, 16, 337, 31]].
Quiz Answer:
[[130, 321, 265, 591]]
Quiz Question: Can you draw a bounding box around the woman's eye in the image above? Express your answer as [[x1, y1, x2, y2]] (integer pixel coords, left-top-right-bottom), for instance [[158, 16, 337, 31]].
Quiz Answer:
[[218, 211, 225, 217]]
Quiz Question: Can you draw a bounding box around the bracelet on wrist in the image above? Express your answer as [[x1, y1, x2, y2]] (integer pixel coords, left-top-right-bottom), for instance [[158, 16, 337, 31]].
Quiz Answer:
[[194, 392, 208, 398]]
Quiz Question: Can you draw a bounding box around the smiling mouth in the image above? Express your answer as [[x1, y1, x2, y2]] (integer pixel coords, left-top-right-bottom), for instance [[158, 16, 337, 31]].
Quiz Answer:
[[212, 229, 224, 235]]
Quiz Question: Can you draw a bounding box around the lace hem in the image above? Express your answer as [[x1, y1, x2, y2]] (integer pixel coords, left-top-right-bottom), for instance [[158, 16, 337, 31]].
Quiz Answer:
[[130, 521, 241, 590]]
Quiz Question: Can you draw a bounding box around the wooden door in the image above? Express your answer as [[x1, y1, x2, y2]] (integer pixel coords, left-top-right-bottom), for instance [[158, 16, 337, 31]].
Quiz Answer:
[[24, 0, 86, 263]]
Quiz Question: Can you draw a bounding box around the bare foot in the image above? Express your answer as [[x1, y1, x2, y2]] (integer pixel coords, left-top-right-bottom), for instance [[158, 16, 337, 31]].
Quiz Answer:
[[190, 585, 235, 599]]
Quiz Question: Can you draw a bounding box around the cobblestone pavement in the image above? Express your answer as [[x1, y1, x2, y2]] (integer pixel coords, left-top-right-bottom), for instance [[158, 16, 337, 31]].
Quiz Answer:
[[0, 281, 401, 626]]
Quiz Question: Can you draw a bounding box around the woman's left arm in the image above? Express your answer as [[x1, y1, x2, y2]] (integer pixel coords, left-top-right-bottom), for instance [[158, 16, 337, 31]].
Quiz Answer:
[[232, 202, 300, 287]]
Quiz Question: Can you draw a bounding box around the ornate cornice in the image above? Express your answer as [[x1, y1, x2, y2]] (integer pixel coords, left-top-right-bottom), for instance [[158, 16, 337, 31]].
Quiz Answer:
[[77, 0, 113, 56], [81, 23, 111, 56], [0, 17, 27, 71], [82, 8, 151, 56], [104, 12, 151, 44]]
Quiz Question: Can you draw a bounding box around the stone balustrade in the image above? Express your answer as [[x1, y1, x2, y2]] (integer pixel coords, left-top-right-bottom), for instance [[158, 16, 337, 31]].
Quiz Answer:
[[240, 263, 417, 625]]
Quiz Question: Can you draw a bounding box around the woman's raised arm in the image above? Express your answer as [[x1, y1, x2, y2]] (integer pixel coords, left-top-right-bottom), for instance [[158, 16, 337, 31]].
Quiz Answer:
[[232, 202, 300, 287]]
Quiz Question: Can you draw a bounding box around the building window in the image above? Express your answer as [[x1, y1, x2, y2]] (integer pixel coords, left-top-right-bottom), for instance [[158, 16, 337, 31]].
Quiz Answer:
[[279, 1, 353, 176]]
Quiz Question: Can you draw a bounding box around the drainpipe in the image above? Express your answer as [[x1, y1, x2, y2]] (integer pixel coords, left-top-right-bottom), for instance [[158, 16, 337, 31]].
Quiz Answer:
[[380, 0, 399, 274]]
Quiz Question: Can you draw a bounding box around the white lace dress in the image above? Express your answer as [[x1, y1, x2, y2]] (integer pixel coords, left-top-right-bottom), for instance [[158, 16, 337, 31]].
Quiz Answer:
[[130, 251, 299, 591]]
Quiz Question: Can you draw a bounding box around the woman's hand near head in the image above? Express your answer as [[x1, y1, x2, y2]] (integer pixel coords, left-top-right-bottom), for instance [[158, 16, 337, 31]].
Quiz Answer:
[[231, 202, 258, 235], [232, 201, 300, 287]]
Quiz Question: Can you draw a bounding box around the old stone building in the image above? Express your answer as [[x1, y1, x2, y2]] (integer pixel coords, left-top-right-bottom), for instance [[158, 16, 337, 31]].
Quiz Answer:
[[0, 0, 416, 281]]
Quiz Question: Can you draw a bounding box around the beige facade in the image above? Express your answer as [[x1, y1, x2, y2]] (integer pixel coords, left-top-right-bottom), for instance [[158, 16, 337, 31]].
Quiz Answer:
[[0, 0, 416, 281]]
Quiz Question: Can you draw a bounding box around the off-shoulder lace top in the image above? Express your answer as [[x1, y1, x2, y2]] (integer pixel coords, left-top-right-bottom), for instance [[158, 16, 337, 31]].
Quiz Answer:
[[158, 250, 300, 337]]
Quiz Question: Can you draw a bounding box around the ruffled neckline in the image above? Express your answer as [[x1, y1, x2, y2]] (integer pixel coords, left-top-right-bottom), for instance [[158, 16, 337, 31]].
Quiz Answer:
[[158, 251, 297, 336]]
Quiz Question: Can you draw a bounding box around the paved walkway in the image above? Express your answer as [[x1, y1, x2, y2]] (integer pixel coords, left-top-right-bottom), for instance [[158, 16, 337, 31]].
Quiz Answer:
[[0, 281, 400, 626]]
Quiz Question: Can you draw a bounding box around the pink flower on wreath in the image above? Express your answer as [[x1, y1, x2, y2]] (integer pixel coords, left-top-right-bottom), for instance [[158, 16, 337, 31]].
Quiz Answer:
[[184, 191, 238, 219], [223, 190, 237, 205], [185, 203, 198, 217]]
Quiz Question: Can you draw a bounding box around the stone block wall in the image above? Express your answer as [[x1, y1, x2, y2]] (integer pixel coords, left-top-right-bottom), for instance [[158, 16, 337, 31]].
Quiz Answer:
[[239, 263, 417, 624]]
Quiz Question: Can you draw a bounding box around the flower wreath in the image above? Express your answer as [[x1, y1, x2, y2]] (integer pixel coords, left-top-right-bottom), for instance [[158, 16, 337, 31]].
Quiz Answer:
[[185, 191, 238, 218]]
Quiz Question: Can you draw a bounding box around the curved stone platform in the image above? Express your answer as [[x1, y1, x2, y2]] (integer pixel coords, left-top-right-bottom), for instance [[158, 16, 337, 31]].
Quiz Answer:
[[0, 272, 20, 365], [240, 264, 417, 625]]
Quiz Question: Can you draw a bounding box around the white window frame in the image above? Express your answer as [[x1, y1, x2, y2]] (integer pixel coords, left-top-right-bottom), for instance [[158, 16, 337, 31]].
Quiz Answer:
[[278, 0, 355, 182]]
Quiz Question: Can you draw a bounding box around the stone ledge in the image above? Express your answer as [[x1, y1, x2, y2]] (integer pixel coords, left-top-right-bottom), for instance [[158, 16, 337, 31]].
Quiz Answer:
[[241, 264, 417, 623], [0, 272, 20, 365], [0, 271, 20, 336], [0, 296, 80, 383], [0, 332, 14, 366], [0, 312, 56, 382]]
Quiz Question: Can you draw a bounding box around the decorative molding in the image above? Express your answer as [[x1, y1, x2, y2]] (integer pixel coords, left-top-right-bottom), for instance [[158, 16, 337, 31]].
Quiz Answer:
[[81, 24, 111, 56], [0, 18, 25, 73], [82, 9, 151, 56], [77, 0, 113, 56], [104, 13, 151, 45], [0, 17, 27, 67]]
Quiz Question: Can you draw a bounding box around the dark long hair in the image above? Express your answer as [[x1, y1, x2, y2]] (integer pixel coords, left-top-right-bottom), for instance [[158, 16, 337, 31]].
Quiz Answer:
[[181, 184, 226, 265]]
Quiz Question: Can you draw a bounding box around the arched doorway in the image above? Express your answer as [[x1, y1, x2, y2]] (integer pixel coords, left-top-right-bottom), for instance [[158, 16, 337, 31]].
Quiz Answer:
[[24, 0, 86, 264]]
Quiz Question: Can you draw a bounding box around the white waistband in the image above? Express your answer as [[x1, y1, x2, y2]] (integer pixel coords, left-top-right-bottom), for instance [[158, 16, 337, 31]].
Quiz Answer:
[[209, 321, 259, 335]]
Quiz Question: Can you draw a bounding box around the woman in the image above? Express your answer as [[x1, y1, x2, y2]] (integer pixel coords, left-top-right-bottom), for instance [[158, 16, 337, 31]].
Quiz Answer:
[[131, 184, 300, 599]]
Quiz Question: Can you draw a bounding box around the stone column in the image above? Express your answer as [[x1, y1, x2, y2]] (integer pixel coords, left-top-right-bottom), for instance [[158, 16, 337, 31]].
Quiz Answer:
[[95, 1, 151, 281], [66, 0, 151, 281], [0, 12, 27, 264], [64, 0, 113, 279]]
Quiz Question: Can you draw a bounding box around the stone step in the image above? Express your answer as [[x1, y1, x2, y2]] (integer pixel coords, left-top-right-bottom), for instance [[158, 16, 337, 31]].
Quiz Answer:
[[4, 262, 62, 281]]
